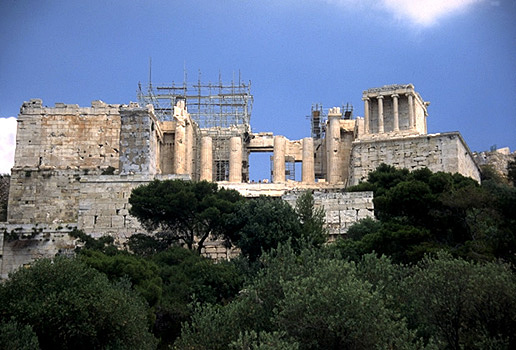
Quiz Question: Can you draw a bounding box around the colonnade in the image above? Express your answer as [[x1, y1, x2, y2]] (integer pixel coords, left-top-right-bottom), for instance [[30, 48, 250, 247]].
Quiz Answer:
[[363, 93, 415, 134], [198, 135, 317, 184]]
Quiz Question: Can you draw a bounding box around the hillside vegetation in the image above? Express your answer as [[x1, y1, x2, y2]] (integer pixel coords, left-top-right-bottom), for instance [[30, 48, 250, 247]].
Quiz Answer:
[[1, 166, 515, 349]]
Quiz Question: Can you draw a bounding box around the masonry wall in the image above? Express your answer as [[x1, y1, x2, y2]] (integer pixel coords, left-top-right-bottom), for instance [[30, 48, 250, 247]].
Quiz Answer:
[[348, 132, 481, 185], [282, 190, 374, 239], [119, 105, 161, 175], [8, 170, 83, 224], [0, 224, 77, 279], [8, 100, 122, 224], [77, 174, 190, 244], [14, 99, 120, 170]]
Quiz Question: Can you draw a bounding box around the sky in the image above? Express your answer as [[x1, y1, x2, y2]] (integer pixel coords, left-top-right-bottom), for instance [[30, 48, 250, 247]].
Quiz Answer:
[[0, 0, 515, 178]]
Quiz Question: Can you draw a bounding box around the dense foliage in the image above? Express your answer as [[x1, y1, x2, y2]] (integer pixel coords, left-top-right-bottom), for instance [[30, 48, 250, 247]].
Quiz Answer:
[[0, 257, 157, 350], [129, 179, 243, 253], [344, 164, 516, 264], [3, 170, 515, 349], [174, 246, 516, 350]]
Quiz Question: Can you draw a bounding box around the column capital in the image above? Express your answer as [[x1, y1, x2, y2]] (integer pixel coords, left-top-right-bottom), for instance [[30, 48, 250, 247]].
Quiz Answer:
[[377, 95, 384, 100], [391, 93, 399, 98], [362, 96, 370, 101]]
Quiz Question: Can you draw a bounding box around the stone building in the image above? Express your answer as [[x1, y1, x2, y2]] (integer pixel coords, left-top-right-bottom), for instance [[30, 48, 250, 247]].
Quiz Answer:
[[0, 81, 480, 277]]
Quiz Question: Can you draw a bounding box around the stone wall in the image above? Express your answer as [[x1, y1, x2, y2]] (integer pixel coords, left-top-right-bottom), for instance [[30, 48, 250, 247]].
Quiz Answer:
[[14, 99, 120, 170], [349, 132, 481, 186], [119, 104, 161, 175], [8, 169, 83, 224], [282, 190, 374, 239], [0, 224, 77, 279], [8, 100, 123, 224], [78, 174, 190, 244], [474, 147, 515, 181]]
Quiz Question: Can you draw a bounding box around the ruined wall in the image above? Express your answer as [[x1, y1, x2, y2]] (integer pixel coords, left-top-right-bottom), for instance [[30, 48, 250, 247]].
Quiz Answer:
[[474, 147, 515, 181], [349, 132, 481, 185], [14, 99, 120, 170], [119, 104, 161, 175], [77, 174, 190, 244], [0, 224, 77, 279], [8, 100, 122, 224], [282, 190, 374, 239], [8, 170, 83, 224]]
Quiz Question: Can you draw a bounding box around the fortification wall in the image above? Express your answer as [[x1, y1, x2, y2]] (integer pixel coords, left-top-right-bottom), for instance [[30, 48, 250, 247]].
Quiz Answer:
[[8, 169, 83, 224], [77, 174, 190, 244], [14, 99, 120, 170], [8, 100, 123, 224], [0, 224, 77, 279], [119, 105, 161, 175], [348, 132, 481, 186], [282, 190, 374, 239]]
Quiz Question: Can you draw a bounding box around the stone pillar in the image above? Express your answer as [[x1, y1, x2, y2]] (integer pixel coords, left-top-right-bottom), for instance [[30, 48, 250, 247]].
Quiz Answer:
[[363, 97, 370, 134], [200, 136, 212, 182], [273, 135, 286, 183], [326, 108, 341, 184], [377, 95, 384, 133], [185, 121, 194, 177], [174, 123, 187, 174], [407, 93, 414, 130], [302, 137, 315, 183], [229, 136, 242, 183], [392, 94, 399, 132]]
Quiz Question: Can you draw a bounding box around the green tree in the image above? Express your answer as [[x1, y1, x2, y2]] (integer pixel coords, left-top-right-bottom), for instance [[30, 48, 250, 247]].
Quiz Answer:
[[274, 258, 425, 350], [78, 249, 163, 308], [230, 331, 299, 350], [230, 197, 302, 261], [152, 247, 244, 346], [345, 164, 514, 263], [0, 257, 157, 350], [295, 190, 327, 247], [0, 319, 39, 350], [175, 245, 430, 350], [129, 179, 243, 253], [404, 252, 516, 349]]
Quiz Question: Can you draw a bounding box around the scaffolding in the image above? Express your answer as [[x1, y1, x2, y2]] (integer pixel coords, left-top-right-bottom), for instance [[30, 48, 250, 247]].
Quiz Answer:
[[137, 73, 253, 182], [137, 74, 253, 129], [310, 104, 326, 140], [308, 102, 354, 139]]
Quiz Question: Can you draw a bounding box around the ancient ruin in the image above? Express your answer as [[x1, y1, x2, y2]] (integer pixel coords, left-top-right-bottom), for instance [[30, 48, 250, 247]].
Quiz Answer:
[[0, 78, 481, 277]]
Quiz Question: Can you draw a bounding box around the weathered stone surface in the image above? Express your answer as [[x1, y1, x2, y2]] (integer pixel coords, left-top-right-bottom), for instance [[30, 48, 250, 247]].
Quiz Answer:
[[282, 190, 374, 239], [0, 224, 77, 279], [474, 148, 515, 181], [348, 132, 480, 186]]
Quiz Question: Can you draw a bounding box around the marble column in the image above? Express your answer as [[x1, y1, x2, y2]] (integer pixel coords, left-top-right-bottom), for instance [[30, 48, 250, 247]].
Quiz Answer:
[[200, 136, 213, 181], [407, 93, 414, 130], [326, 109, 341, 184], [174, 123, 186, 174], [229, 136, 242, 183], [185, 121, 194, 177], [273, 135, 286, 183], [392, 94, 399, 132], [363, 97, 370, 134], [302, 137, 315, 183], [377, 95, 384, 133]]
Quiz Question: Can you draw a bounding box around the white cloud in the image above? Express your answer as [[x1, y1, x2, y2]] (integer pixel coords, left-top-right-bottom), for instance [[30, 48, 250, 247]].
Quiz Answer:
[[0, 117, 17, 174], [319, 0, 485, 26], [382, 0, 485, 26]]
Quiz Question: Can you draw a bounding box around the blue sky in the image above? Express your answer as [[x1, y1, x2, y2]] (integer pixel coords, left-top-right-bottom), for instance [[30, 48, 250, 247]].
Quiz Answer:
[[0, 0, 515, 177]]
